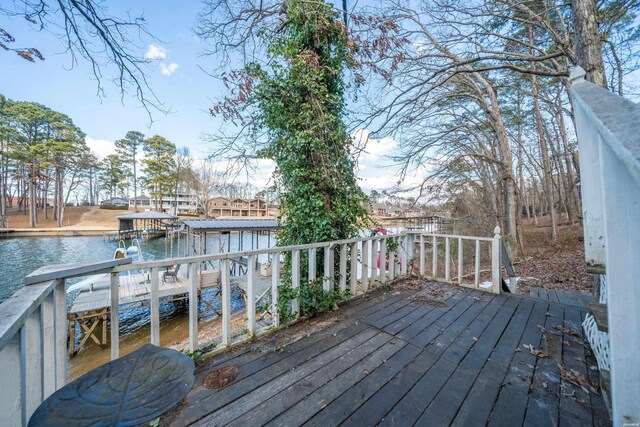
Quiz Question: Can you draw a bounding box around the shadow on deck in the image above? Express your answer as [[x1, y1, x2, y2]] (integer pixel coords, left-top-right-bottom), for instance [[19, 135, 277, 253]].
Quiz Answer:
[[161, 281, 610, 426]]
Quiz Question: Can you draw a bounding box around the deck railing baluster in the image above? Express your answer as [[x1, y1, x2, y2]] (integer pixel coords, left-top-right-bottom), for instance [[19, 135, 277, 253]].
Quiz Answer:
[[361, 240, 369, 292], [23, 307, 42, 422], [371, 239, 378, 283], [150, 267, 160, 346], [401, 235, 408, 276], [432, 236, 438, 279], [110, 273, 120, 360], [247, 255, 257, 334], [389, 238, 396, 281], [41, 292, 55, 398], [445, 237, 451, 282], [308, 248, 316, 283], [420, 235, 425, 276], [291, 250, 300, 320], [221, 258, 231, 346], [271, 253, 280, 328], [474, 239, 481, 287], [350, 242, 358, 296], [380, 238, 387, 283], [188, 263, 198, 352], [54, 279, 66, 389], [323, 245, 332, 292], [458, 238, 463, 285], [339, 244, 347, 293]]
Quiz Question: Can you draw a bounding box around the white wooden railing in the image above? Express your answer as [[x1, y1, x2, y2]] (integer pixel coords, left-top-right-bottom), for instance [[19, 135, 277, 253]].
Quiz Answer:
[[0, 229, 502, 425], [571, 66, 640, 425], [409, 226, 502, 294]]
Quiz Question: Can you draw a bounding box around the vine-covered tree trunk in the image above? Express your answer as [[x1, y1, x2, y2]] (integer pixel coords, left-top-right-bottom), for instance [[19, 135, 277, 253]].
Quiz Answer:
[[250, 0, 369, 248]]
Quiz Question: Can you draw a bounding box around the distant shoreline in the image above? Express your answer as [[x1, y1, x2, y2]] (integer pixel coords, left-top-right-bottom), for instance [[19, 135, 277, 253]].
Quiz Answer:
[[0, 228, 116, 238]]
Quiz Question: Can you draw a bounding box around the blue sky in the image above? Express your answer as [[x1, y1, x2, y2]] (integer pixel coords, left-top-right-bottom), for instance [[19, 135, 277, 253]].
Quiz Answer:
[[1, 1, 414, 194], [3, 2, 227, 154]]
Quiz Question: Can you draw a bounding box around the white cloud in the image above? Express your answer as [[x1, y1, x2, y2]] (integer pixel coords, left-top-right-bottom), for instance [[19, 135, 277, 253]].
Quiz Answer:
[[160, 62, 179, 76], [351, 128, 397, 163], [85, 136, 116, 160], [145, 44, 167, 60]]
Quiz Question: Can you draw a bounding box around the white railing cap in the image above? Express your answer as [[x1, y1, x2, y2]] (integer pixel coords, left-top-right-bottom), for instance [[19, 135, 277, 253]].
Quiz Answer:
[[571, 68, 640, 185], [24, 258, 132, 285]]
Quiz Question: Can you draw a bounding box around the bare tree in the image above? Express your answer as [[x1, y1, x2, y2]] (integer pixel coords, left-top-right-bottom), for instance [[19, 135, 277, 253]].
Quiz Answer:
[[1, 0, 165, 116]]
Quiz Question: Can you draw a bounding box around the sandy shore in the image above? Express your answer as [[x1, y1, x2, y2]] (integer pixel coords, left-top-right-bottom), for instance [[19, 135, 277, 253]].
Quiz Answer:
[[2, 206, 122, 237]]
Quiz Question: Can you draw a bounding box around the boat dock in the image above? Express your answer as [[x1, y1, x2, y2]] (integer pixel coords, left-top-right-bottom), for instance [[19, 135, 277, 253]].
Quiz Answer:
[[67, 268, 273, 355]]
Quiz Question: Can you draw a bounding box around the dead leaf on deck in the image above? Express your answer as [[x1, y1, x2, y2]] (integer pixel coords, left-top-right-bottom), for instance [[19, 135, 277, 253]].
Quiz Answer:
[[523, 343, 549, 358], [557, 363, 599, 394], [553, 324, 581, 336]]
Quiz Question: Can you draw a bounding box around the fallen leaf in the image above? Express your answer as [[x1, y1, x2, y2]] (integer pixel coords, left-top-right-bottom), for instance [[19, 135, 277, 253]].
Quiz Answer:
[[523, 344, 549, 358]]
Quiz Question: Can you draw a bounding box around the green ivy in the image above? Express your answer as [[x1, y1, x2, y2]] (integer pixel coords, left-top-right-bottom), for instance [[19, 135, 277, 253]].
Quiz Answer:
[[277, 277, 351, 323], [244, 0, 371, 317]]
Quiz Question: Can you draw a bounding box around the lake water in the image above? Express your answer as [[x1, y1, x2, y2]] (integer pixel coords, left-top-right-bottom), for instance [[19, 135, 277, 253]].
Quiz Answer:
[[0, 233, 275, 303]]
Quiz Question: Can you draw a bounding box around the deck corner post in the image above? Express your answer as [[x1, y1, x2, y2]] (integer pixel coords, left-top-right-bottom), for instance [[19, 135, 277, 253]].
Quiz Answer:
[[492, 226, 501, 294]]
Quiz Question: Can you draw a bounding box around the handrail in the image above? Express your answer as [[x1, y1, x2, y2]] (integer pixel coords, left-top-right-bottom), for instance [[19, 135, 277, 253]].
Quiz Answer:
[[0, 281, 56, 349], [570, 66, 640, 425]]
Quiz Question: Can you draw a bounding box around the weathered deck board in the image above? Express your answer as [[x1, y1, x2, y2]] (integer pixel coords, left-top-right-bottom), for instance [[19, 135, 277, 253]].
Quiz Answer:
[[161, 282, 610, 427], [529, 287, 596, 309]]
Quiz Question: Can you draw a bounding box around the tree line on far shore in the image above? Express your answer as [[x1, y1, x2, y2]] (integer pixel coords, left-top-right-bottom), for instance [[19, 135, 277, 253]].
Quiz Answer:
[[0, 95, 262, 228]]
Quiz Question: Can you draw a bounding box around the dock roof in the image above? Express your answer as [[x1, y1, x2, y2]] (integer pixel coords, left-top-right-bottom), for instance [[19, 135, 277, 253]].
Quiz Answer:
[[117, 211, 178, 220], [182, 218, 280, 232]]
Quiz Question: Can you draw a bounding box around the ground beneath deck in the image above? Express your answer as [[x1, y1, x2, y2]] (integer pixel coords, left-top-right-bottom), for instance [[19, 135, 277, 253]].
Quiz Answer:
[[161, 281, 610, 427]]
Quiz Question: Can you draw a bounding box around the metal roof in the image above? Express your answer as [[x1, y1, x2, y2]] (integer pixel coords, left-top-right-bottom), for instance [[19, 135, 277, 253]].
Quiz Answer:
[[117, 211, 178, 220], [182, 218, 281, 232]]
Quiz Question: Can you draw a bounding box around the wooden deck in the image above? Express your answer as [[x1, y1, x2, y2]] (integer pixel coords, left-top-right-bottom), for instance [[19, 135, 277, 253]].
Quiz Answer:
[[529, 287, 596, 309], [161, 281, 610, 426]]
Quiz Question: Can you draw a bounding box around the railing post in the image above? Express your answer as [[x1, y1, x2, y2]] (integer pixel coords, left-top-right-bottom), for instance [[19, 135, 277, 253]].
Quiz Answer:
[[221, 258, 231, 346], [389, 238, 396, 280], [188, 263, 198, 352], [308, 248, 316, 283], [150, 267, 160, 346], [432, 236, 438, 279], [41, 291, 56, 398], [53, 278, 66, 389], [400, 235, 408, 276], [361, 240, 369, 292], [22, 306, 42, 423], [323, 245, 332, 291], [406, 233, 414, 269], [350, 242, 358, 296], [419, 235, 425, 276], [247, 255, 257, 334], [291, 250, 300, 320], [371, 239, 379, 283], [492, 226, 501, 294], [445, 237, 451, 282], [379, 239, 387, 283], [339, 244, 347, 293], [472, 239, 480, 287], [457, 238, 463, 285], [110, 273, 119, 360], [271, 253, 280, 328]]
